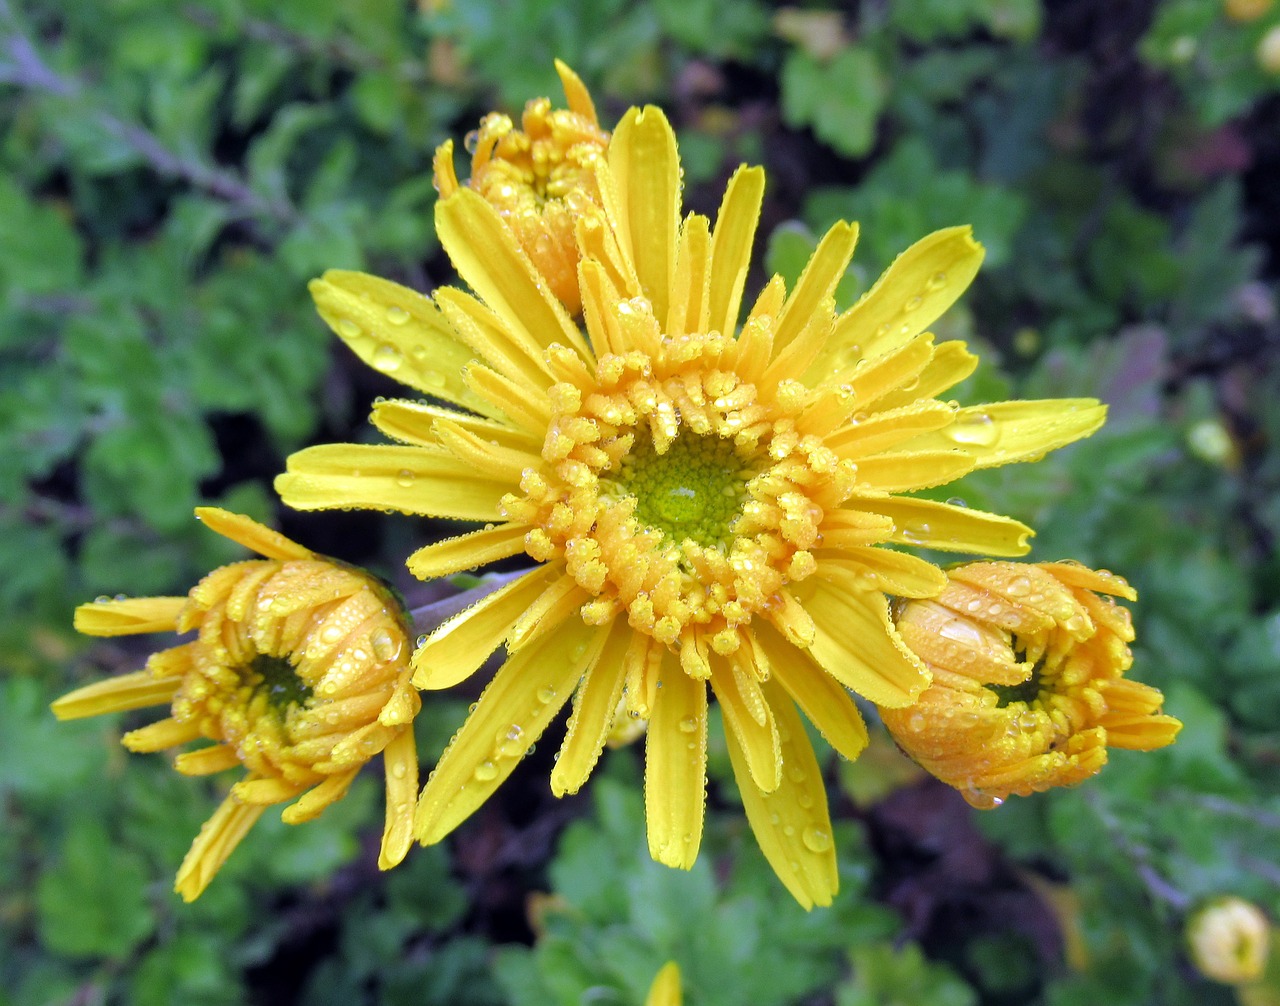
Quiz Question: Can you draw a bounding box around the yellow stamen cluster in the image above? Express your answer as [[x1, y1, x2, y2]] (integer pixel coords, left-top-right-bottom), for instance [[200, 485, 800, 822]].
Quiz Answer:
[[53, 509, 420, 900], [433, 60, 609, 315], [881, 561, 1180, 807], [498, 307, 859, 666]]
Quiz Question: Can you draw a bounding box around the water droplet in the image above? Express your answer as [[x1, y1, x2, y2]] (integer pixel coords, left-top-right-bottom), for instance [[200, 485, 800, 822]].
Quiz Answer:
[[946, 496, 968, 508], [946, 412, 1000, 447], [908, 711, 926, 732], [371, 343, 403, 373], [415, 634, 428, 647], [335, 319, 361, 339], [1006, 575, 1032, 596], [473, 760, 498, 781], [927, 271, 948, 291], [463, 129, 481, 154], [939, 619, 983, 646], [395, 468, 416, 488], [391, 761, 408, 779], [802, 827, 832, 852], [536, 686, 557, 704], [678, 717, 698, 733], [370, 628, 402, 662], [386, 305, 410, 325], [495, 724, 524, 759], [903, 295, 923, 312]]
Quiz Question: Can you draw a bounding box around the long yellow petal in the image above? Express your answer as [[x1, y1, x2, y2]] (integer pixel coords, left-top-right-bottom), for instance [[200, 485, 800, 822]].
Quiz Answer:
[[407, 523, 530, 581], [72, 597, 186, 637], [841, 496, 1034, 555], [772, 220, 858, 355], [610, 106, 680, 323], [555, 59, 597, 121], [872, 340, 978, 412], [51, 669, 181, 720], [173, 744, 242, 776], [195, 508, 312, 561], [275, 443, 510, 520], [712, 661, 781, 794], [796, 571, 931, 708], [897, 399, 1107, 468], [814, 545, 947, 599], [414, 618, 603, 844], [370, 399, 538, 452], [434, 286, 553, 390], [175, 796, 266, 902], [435, 189, 590, 361], [752, 623, 868, 762], [823, 400, 956, 456], [551, 618, 632, 796], [667, 213, 711, 338], [848, 449, 975, 493], [707, 165, 765, 338], [810, 225, 984, 380], [411, 565, 558, 689], [378, 728, 418, 870], [645, 654, 708, 869], [309, 271, 484, 409], [726, 678, 838, 910]]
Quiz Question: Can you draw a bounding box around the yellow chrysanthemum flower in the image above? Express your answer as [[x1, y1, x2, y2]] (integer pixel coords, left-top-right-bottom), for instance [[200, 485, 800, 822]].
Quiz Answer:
[[645, 962, 683, 1006], [433, 60, 609, 316], [53, 508, 420, 901], [881, 561, 1180, 807], [277, 105, 1105, 908], [1188, 896, 1271, 984]]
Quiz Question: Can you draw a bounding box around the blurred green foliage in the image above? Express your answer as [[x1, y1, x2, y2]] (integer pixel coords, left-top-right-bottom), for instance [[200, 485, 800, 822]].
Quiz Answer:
[[3, 0, 1280, 1003]]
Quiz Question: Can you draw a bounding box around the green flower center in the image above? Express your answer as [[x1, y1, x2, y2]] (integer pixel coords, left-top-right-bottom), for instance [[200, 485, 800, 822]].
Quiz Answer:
[[248, 653, 313, 712], [616, 432, 754, 549]]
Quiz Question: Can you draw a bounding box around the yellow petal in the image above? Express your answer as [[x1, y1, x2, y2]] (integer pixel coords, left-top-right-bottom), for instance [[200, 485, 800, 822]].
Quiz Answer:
[[414, 618, 603, 844], [815, 546, 947, 599], [841, 496, 1033, 556], [464, 362, 554, 434], [51, 669, 181, 720], [276, 443, 510, 520], [434, 286, 553, 390], [898, 400, 1107, 468], [175, 796, 266, 902], [433, 416, 542, 484], [407, 523, 530, 581], [845, 333, 936, 406], [370, 399, 539, 452], [309, 271, 485, 409], [848, 449, 974, 493], [823, 400, 957, 456], [122, 716, 201, 752], [667, 213, 711, 338], [194, 507, 313, 561], [507, 575, 591, 650], [609, 106, 680, 323], [435, 189, 590, 361], [412, 565, 558, 689], [645, 962, 683, 1006], [554, 59, 597, 122], [378, 728, 418, 869], [758, 628, 869, 762], [712, 659, 781, 793], [773, 220, 858, 354], [796, 571, 931, 707], [872, 339, 978, 413], [551, 618, 632, 796], [645, 654, 707, 869], [73, 596, 186, 637], [726, 678, 838, 910], [173, 744, 241, 776], [707, 165, 766, 338], [816, 225, 984, 377], [1039, 561, 1137, 602], [281, 768, 360, 824]]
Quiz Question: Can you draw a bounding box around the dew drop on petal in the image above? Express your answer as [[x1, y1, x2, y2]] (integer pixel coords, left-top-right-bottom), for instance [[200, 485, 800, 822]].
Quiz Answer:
[[371, 343, 403, 374], [802, 826, 832, 853], [386, 305, 410, 325]]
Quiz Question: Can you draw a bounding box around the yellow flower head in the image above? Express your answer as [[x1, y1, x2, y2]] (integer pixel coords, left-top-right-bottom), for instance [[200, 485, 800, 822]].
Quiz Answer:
[[278, 105, 1106, 908], [1187, 896, 1271, 984], [880, 561, 1180, 807], [53, 508, 420, 900], [434, 60, 609, 316]]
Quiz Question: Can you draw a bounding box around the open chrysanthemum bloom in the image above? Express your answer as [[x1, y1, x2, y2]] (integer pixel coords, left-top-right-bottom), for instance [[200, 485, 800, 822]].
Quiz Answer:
[[53, 508, 420, 900], [433, 59, 608, 316], [277, 105, 1106, 908], [880, 561, 1181, 807]]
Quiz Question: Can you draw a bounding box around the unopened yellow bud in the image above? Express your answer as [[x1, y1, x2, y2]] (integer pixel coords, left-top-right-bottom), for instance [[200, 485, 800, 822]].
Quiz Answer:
[[1188, 896, 1271, 984], [1224, 0, 1274, 21], [1259, 25, 1280, 73]]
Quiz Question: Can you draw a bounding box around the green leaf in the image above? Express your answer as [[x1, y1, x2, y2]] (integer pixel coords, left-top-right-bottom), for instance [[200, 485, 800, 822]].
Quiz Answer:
[[781, 48, 887, 159], [36, 818, 156, 959]]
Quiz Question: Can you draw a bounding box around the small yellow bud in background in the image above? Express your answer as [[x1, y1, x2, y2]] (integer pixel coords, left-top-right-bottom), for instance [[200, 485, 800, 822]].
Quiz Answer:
[[1188, 896, 1271, 984], [1224, 0, 1274, 22], [1186, 418, 1241, 468], [1259, 25, 1280, 74]]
